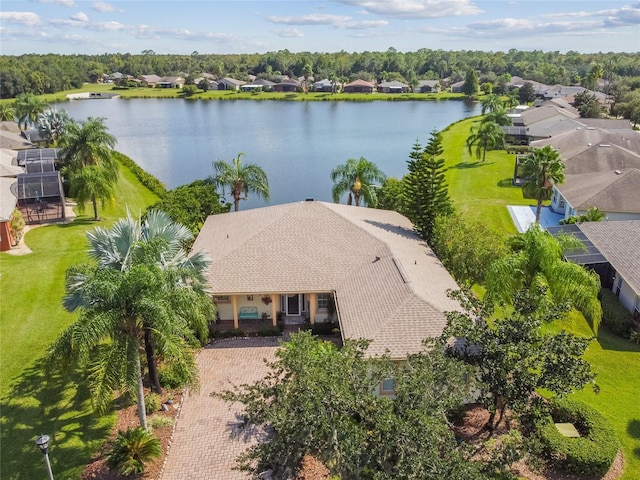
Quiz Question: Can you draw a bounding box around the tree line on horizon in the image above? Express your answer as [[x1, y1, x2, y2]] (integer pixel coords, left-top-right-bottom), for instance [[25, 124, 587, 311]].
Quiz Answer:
[[1, 48, 639, 99]]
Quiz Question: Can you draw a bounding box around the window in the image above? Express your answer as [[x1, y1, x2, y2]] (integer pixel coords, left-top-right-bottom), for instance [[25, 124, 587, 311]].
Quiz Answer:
[[380, 378, 396, 395], [213, 295, 230, 303], [317, 293, 329, 310]]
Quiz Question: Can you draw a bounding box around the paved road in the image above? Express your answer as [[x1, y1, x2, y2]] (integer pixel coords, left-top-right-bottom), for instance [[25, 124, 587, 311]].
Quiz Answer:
[[161, 338, 280, 480]]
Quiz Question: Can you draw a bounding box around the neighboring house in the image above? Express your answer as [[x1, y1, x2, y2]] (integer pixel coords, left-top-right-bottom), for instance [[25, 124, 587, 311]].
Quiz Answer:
[[194, 77, 219, 90], [549, 221, 640, 316], [0, 176, 17, 251], [378, 81, 410, 93], [217, 77, 246, 91], [415, 80, 439, 93], [241, 79, 276, 92], [138, 74, 162, 87], [312, 79, 334, 92], [343, 79, 375, 93], [450, 80, 465, 93], [138, 75, 184, 88], [191, 201, 461, 360], [273, 78, 301, 92]]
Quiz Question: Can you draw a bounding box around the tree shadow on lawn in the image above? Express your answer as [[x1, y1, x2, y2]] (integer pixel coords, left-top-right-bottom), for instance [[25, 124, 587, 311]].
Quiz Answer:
[[628, 419, 640, 460], [1, 360, 113, 479], [497, 178, 518, 188], [452, 161, 494, 169], [597, 328, 640, 353]]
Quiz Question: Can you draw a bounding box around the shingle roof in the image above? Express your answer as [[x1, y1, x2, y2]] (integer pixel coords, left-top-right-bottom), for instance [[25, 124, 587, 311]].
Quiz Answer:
[[192, 201, 460, 359], [579, 220, 640, 294], [558, 169, 640, 212], [344, 79, 375, 88]]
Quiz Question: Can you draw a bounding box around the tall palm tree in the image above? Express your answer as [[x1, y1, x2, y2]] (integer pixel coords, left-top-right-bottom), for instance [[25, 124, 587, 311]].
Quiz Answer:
[[521, 145, 566, 223], [14, 93, 48, 130], [59, 117, 118, 220], [212, 152, 269, 211], [466, 121, 505, 162], [485, 224, 602, 331], [0, 102, 16, 122], [85, 210, 212, 392], [481, 94, 502, 114], [331, 156, 386, 207], [482, 108, 512, 126], [47, 215, 214, 429]]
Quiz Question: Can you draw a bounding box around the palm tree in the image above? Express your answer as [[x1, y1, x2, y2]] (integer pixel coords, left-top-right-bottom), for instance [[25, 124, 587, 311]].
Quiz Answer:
[[482, 108, 512, 126], [59, 117, 118, 219], [521, 145, 566, 223], [213, 152, 269, 211], [481, 94, 502, 114], [485, 224, 602, 331], [0, 102, 16, 122], [504, 89, 519, 109], [14, 93, 48, 130], [85, 210, 212, 392], [466, 121, 505, 162], [47, 215, 214, 429], [37, 108, 71, 145], [331, 157, 386, 207]]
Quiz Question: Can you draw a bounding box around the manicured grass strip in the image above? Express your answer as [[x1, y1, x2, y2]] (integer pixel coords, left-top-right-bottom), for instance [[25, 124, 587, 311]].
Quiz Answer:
[[0, 159, 159, 479]]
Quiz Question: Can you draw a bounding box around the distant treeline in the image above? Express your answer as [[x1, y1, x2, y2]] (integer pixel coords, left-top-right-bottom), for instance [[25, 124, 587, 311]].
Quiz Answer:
[[1, 49, 639, 99]]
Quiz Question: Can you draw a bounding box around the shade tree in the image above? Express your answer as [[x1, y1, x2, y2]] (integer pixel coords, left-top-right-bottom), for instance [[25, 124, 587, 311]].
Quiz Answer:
[[466, 121, 505, 162]]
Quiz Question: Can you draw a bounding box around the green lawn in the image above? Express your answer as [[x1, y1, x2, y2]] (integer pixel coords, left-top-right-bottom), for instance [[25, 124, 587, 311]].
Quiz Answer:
[[0, 163, 159, 479], [446, 119, 640, 479]]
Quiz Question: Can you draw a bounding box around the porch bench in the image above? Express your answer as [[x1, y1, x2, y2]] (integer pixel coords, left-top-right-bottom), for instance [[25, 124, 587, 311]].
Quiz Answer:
[[239, 306, 259, 320]]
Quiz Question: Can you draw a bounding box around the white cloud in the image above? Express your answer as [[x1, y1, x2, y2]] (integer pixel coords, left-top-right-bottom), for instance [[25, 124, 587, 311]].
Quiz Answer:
[[70, 12, 89, 22], [36, 0, 76, 6], [0, 11, 42, 27], [267, 13, 386, 29], [274, 28, 304, 38], [336, 0, 482, 18], [92, 1, 117, 13], [87, 21, 126, 31]]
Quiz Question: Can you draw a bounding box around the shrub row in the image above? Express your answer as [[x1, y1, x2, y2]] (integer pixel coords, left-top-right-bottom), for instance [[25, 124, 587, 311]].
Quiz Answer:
[[600, 288, 635, 338], [302, 321, 340, 336], [536, 398, 619, 476], [113, 151, 167, 198]]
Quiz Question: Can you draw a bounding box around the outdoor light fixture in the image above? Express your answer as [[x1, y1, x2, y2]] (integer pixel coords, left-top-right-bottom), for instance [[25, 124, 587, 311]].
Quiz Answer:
[[35, 434, 55, 480]]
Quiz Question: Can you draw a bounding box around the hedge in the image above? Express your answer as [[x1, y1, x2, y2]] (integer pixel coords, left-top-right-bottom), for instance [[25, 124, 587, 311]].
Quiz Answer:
[[113, 151, 167, 198], [600, 288, 635, 338], [536, 398, 619, 476]]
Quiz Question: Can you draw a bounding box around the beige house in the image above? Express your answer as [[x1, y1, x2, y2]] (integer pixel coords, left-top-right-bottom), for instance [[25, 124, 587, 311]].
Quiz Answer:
[[191, 201, 461, 359]]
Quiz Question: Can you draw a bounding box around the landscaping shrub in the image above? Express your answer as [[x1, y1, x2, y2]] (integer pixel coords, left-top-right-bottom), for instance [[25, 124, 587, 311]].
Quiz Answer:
[[301, 321, 340, 336], [210, 328, 245, 339], [149, 415, 174, 430], [258, 326, 282, 337], [9, 209, 25, 245], [536, 398, 618, 476], [105, 427, 161, 475], [158, 363, 192, 389], [145, 392, 162, 414], [600, 288, 634, 338], [112, 151, 166, 197]]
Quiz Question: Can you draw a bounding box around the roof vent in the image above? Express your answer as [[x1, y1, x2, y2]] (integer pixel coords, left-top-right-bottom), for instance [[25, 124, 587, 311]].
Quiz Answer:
[[586, 127, 596, 130], [599, 144, 611, 147], [587, 143, 592, 146], [615, 170, 622, 175], [305, 198, 314, 201]]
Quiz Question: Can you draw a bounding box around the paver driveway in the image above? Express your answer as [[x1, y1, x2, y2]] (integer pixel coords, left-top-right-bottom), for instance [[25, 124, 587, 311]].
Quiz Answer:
[[161, 338, 280, 480]]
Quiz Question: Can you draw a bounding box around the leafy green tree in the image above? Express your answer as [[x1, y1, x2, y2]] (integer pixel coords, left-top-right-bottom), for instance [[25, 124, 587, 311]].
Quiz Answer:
[[431, 213, 506, 287], [330, 156, 386, 207], [181, 84, 198, 97], [14, 93, 48, 130], [559, 206, 607, 225], [613, 89, 640, 126], [219, 332, 487, 480], [521, 145, 566, 222], [59, 117, 118, 220], [375, 177, 405, 213], [105, 427, 161, 475], [504, 89, 520, 109], [197, 79, 210, 92], [149, 178, 230, 235], [47, 216, 214, 428], [574, 91, 603, 118], [213, 152, 270, 211], [462, 69, 479, 97], [0, 102, 16, 122], [403, 130, 453, 242], [485, 224, 602, 330], [466, 121, 505, 162], [518, 82, 536, 104], [302, 63, 313, 93], [444, 288, 596, 431]]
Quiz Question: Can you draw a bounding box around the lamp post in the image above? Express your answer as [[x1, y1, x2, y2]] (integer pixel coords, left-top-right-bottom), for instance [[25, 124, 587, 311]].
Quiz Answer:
[[35, 434, 55, 480]]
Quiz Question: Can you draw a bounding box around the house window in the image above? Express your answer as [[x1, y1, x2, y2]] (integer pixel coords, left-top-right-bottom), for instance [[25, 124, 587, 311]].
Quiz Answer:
[[559, 199, 565, 208], [213, 295, 230, 303], [380, 378, 396, 395], [317, 293, 329, 310]]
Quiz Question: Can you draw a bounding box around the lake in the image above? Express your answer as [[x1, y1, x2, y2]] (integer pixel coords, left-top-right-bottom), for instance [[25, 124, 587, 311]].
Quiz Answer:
[[55, 98, 481, 209]]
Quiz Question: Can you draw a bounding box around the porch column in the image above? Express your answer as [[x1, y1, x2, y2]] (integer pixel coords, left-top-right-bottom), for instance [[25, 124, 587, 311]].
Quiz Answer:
[[232, 295, 239, 329], [271, 293, 278, 327], [309, 293, 317, 325]]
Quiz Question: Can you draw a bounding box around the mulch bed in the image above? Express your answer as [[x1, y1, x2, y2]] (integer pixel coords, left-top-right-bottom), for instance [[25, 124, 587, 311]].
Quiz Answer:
[[453, 404, 624, 480], [81, 390, 181, 480]]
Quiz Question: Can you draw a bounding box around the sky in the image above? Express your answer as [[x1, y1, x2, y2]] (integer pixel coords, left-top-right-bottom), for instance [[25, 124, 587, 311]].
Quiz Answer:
[[1, 0, 639, 55]]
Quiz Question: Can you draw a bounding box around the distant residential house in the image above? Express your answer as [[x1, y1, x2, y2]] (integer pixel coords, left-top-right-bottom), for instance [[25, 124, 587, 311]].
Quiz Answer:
[[241, 79, 276, 92], [450, 80, 465, 93], [138, 75, 184, 88], [194, 77, 219, 90], [343, 79, 375, 93], [201, 72, 217, 81], [415, 80, 439, 93], [312, 79, 334, 92], [273, 78, 301, 92], [378, 81, 410, 93], [217, 77, 246, 91]]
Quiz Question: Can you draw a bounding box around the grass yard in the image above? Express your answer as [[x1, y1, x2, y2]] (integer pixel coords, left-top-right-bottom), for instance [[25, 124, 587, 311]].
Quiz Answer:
[[0, 162, 159, 479], [443, 119, 640, 479]]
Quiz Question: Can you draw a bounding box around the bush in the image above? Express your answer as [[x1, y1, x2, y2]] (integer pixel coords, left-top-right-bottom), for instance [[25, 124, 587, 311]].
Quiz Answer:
[[112, 151, 166, 197], [536, 398, 618, 476], [210, 328, 245, 339], [301, 321, 339, 336], [258, 326, 282, 337], [158, 363, 192, 389], [145, 392, 162, 414], [105, 427, 161, 475], [149, 415, 174, 430], [600, 288, 634, 337], [9, 209, 25, 245]]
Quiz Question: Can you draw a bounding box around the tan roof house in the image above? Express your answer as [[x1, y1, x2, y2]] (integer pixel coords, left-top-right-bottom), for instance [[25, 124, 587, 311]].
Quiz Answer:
[[343, 79, 375, 94], [191, 201, 461, 359]]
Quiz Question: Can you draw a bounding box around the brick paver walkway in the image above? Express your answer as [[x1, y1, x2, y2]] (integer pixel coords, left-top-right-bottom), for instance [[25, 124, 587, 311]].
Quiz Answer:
[[160, 338, 280, 480]]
